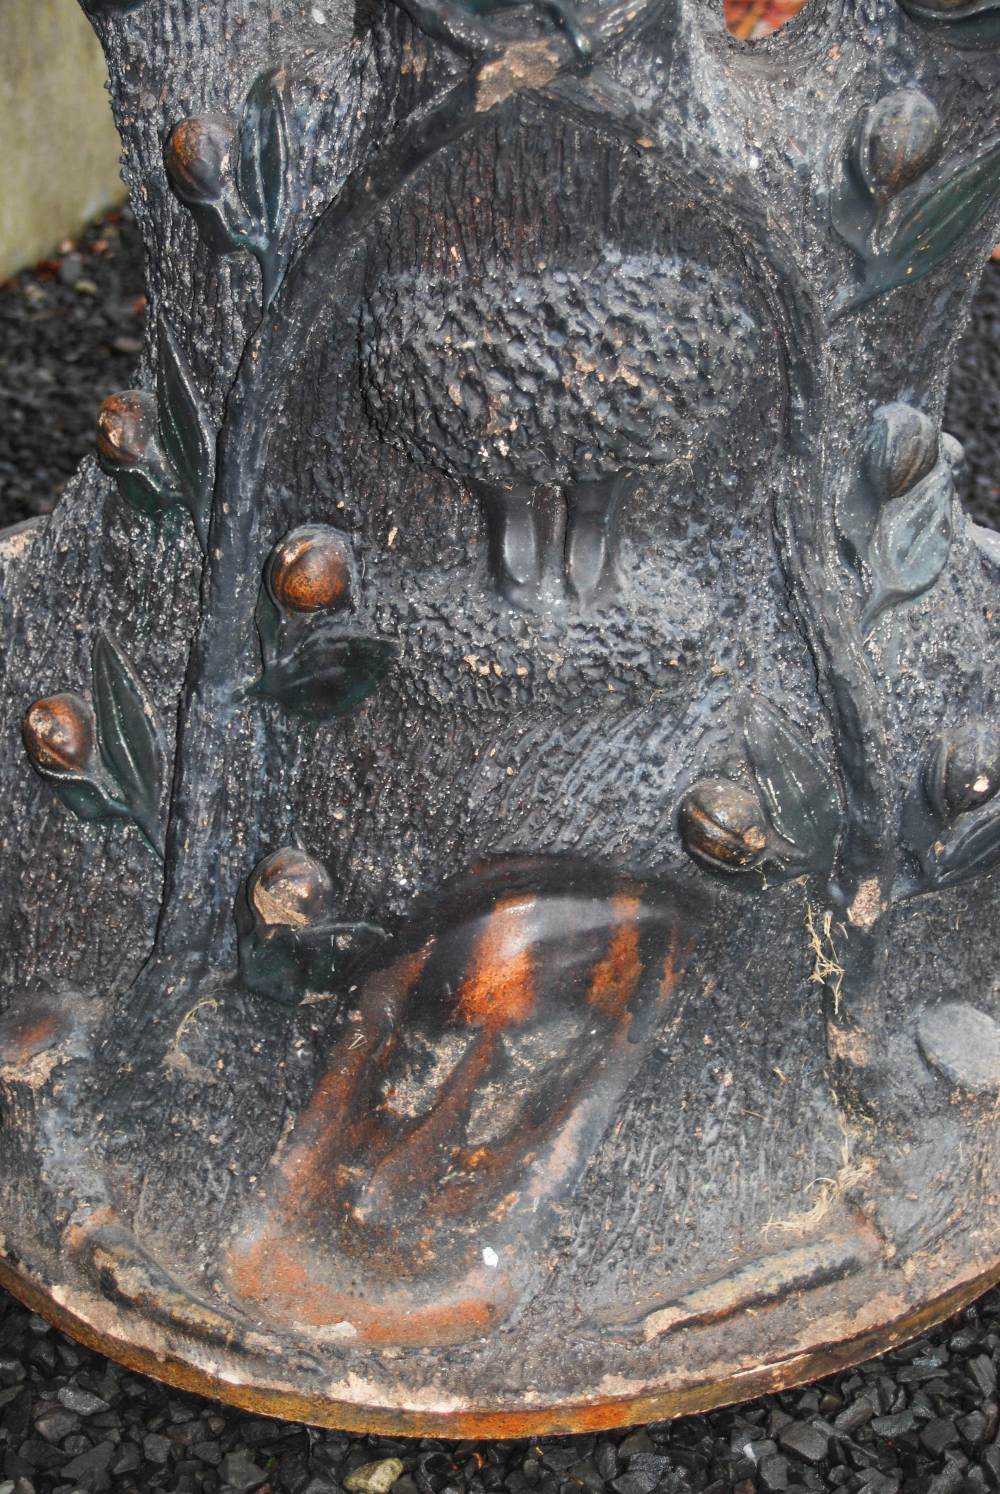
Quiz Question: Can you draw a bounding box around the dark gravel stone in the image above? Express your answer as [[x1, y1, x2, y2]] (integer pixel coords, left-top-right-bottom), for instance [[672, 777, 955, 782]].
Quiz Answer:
[[16, 1441, 67, 1473], [32, 1408, 80, 1445], [27, 1339, 56, 1375], [920, 1418, 960, 1457], [759, 1453, 791, 1491], [564, 1456, 605, 1491], [59, 1438, 115, 1482], [192, 1438, 223, 1464], [835, 1396, 877, 1433], [110, 1442, 141, 1475], [926, 1463, 965, 1494], [57, 254, 84, 288], [777, 1423, 829, 1464], [968, 1354, 997, 1397], [615, 1434, 653, 1461], [143, 1430, 173, 1464], [594, 1443, 618, 1482], [56, 1386, 109, 1417], [609, 1469, 659, 1494], [870, 1410, 919, 1439], [619, 1452, 671, 1482], [539, 1444, 580, 1473], [220, 1449, 269, 1489], [742, 1436, 778, 1464]]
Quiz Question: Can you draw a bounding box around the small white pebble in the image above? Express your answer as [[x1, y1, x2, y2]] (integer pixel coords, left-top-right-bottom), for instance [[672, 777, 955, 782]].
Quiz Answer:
[[311, 6, 327, 22], [482, 1246, 499, 1268]]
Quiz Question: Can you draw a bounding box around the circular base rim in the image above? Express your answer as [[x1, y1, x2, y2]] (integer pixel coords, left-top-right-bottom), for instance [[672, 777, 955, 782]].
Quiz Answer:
[[4, 1253, 1000, 1438]]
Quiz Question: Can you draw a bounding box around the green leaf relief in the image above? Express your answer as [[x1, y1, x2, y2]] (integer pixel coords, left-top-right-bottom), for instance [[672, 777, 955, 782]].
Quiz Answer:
[[744, 699, 842, 870], [839, 140, 1000, 313], [92, 632, 166, 857], [155, 317, 215, 550]]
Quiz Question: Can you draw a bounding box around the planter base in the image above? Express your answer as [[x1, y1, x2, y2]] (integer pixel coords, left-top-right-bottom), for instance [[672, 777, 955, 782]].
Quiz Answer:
[[2, 0, 1000, 1443], [3, 1255, 999, 1438], [3, 921, 1000, 1437]]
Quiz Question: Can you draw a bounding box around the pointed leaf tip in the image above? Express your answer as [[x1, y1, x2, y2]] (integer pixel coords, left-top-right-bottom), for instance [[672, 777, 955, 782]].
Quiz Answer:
[[155, 315, 214, 547], [745, 698, 841, 868], [92, 632, 166, 857]]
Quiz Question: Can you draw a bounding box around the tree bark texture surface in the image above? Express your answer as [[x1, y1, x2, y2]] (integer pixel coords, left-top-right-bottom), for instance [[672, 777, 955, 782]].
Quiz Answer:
[[0, 0, 999, 1437]]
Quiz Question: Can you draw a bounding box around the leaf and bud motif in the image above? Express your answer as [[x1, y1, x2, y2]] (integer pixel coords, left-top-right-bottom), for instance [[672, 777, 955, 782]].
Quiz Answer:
[[23, 635, 166, 859], [163, 116, 247, 255], [839, 402, 960, 637], [897, 0, 1000, 49], [679, 700, 843, 884], [833, 87, 1000, 313], [164, 69, 295, 307], [98, 317, 214, 551], [255, 526, 397, 719], [862, 401, 940, 500], [861, 90, 942, 205], [22, 693, 117, 823], [926, 724, 1000, 821], [678, 780, 770, 876], [903, 723, 1000, 891], [235, 847, 386, 1003]]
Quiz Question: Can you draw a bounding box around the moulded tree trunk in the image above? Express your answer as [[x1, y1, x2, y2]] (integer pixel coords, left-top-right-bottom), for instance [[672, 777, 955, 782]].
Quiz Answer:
[[0, 0, 999, 1436]]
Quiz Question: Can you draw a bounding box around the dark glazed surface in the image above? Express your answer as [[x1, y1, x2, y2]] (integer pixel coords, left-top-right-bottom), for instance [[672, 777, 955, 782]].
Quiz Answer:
[[0, 0, 999, 1435]]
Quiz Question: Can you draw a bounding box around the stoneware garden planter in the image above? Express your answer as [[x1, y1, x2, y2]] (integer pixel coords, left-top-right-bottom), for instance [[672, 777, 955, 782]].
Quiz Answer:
[[1, 0, 1000, 1438]]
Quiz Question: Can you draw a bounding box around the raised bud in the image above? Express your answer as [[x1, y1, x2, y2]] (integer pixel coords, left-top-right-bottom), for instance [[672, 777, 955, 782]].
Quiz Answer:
[[248, 847, 334, 929], [267, 525, 353, 614], [860, 89, 941, 203], [164, 114, 253, 259], [97, 390, 157, 468], [22, 694, 96, 776], [925, 723, 1000, 823], [164, 114, 239, 207], [678, 779, 769, 874], [96, 390, 185, 527], [863, 402, 939, 500]]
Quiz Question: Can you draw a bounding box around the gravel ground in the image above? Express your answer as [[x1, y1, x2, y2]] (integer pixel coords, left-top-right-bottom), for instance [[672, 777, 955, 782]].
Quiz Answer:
[[945, 276, 1000, 531], [2, 222, 1000, 1493]]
